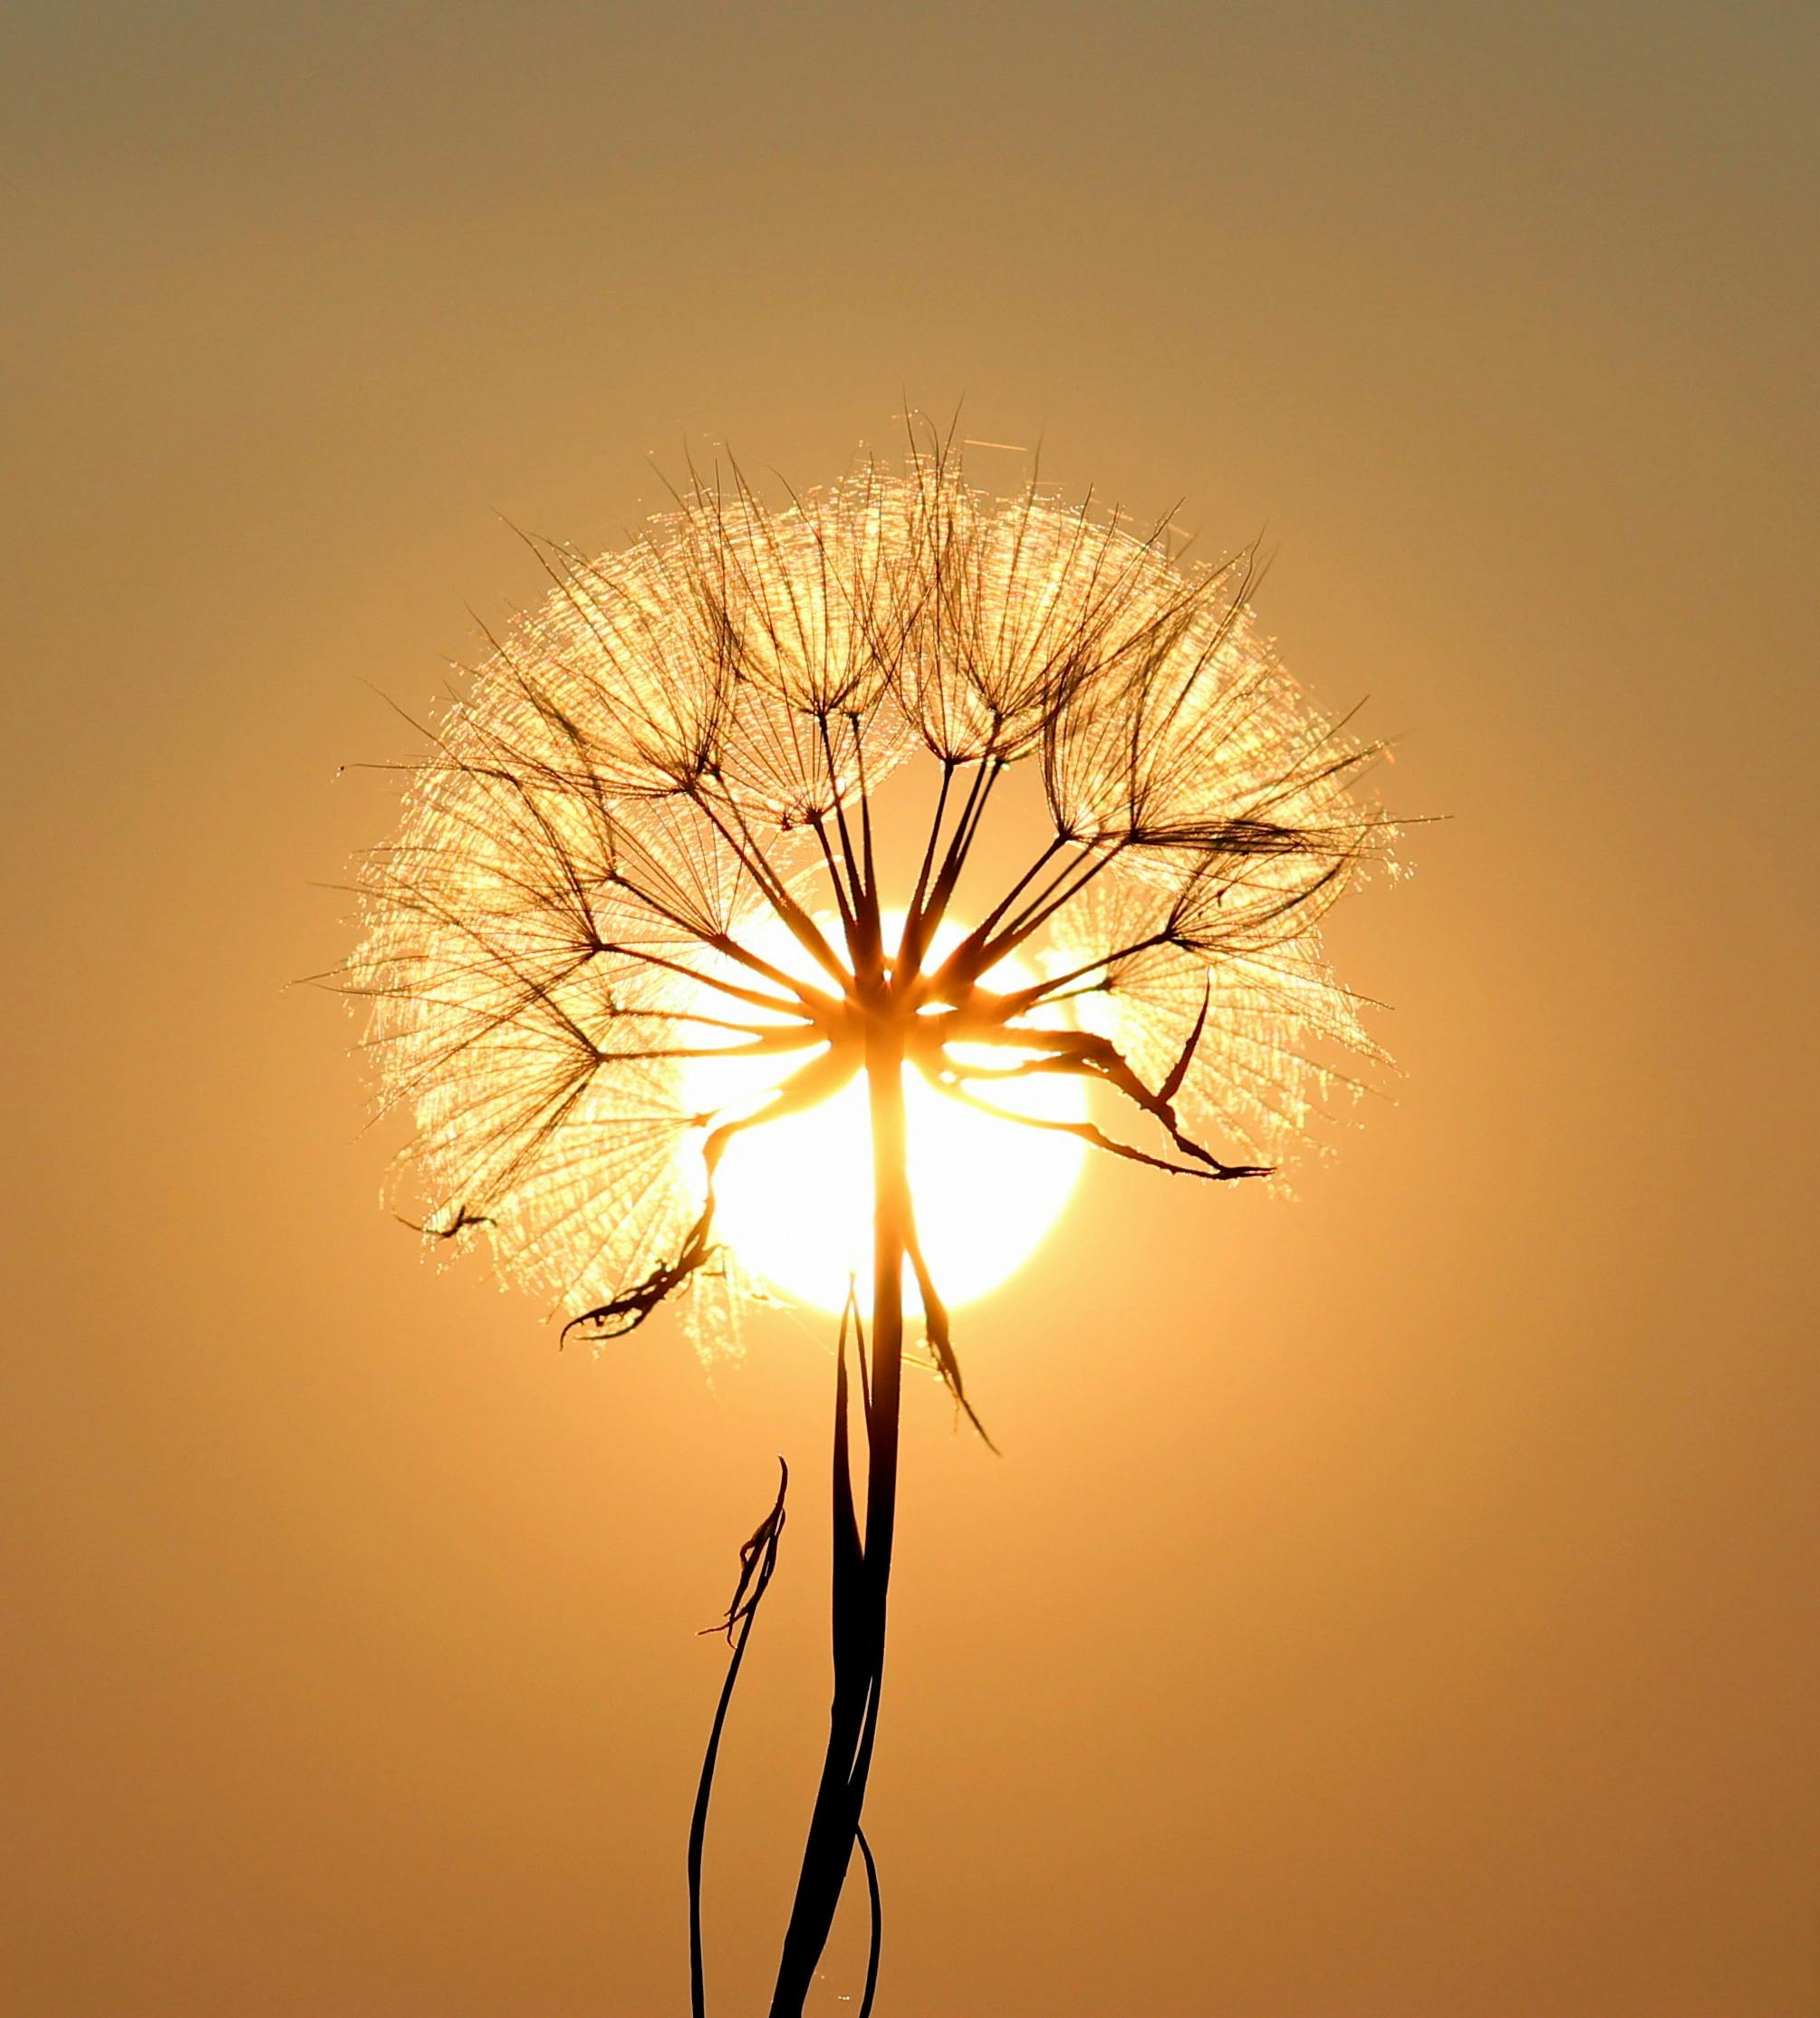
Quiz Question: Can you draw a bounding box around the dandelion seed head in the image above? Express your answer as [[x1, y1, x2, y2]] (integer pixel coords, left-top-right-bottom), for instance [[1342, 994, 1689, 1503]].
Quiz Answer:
[[347, 443, 1391, 1348]]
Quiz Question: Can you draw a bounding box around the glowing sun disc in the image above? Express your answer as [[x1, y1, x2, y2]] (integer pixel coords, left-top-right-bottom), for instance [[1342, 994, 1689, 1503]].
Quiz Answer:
[[676, 924, 1086, 1315]]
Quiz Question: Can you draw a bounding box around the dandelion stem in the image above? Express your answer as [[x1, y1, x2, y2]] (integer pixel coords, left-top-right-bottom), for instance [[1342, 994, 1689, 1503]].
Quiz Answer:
[[689, 1461, 788, 2018], [816, 711, 867, 915], [944, 831, 1130, 980], [768, 1028, 907, 2017], [808, 813, 858, 933], [901, 758, 955, 952], [854, 1826, 883, 2018], [901, 756, 1000, 978], [688, 787, 851, 990]]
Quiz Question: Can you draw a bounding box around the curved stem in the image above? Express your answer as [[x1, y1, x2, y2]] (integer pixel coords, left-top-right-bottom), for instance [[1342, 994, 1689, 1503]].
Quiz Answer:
[[689, 1462, 788, 2018], [768, 1033, 908, 2016], [855, 1827, 883, 2018]]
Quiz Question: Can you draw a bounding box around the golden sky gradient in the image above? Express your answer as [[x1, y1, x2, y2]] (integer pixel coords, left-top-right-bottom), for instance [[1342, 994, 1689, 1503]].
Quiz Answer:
[[5, 5, 1815, 2013]]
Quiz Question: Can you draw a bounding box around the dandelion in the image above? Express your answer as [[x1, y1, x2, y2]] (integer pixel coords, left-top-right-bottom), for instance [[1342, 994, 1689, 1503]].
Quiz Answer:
[[346, 436, 1390, 2016]]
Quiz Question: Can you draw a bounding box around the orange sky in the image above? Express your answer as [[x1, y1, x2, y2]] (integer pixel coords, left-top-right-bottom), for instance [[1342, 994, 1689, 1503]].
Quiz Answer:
[[5, 5, 1816, 2014]]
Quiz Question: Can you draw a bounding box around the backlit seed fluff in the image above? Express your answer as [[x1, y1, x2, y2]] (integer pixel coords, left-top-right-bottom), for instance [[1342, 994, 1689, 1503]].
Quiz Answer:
[[347, 446, 1393, 1350]]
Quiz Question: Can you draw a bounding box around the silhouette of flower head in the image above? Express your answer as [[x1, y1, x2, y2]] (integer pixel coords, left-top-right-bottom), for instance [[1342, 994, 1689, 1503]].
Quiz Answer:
[[348, 445, 1390, 1372]]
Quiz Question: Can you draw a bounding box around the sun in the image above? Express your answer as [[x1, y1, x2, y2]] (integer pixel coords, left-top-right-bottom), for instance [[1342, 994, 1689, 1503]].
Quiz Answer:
[[676, 922, 1087, 1315]]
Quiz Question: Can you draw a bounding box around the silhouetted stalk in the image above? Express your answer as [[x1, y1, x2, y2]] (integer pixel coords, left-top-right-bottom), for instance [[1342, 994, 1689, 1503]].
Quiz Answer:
[[854, 1826, 883, 2018], [768, 1030, 907, 2017], [689, 1462, 788, 2018]]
